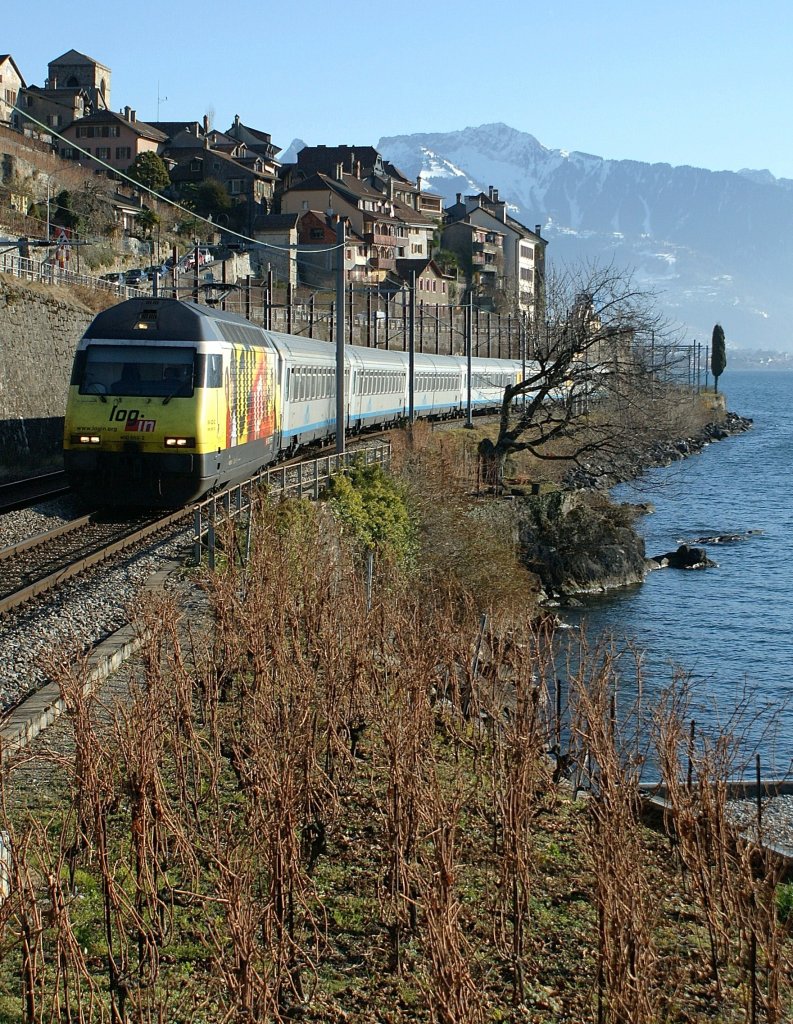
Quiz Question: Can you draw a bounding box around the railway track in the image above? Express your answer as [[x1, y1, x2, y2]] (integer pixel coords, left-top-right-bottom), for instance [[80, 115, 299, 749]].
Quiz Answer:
[[0, 508, 190, 615], [0, 441, 389, 617], [0, 471, 70, 514]]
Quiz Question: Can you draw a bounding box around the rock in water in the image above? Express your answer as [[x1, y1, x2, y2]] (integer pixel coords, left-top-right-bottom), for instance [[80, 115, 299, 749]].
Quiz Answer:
[[651, 544, 716, 569]]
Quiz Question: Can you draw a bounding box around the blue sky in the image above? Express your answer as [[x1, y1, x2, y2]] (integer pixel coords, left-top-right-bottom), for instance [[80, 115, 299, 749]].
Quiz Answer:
[[5, 0, 793, 177]]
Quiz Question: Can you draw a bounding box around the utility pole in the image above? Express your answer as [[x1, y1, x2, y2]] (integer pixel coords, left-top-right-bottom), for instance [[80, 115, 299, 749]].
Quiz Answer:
[[193, 239, 199, 302], [408, 271, 415, 422], [466, 291, 473, 428], [521, 312, 527, 409], [335, 219, 346, 455]]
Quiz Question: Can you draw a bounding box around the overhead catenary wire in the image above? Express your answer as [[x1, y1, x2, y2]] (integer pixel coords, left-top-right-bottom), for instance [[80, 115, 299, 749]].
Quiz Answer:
[[10, 105, 346, 254]]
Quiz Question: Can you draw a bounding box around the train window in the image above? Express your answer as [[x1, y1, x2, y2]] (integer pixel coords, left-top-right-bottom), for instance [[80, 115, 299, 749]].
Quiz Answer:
[[285, 368, 290, 399], [195, 353, 222, 388], [80, 344, 196, 398]]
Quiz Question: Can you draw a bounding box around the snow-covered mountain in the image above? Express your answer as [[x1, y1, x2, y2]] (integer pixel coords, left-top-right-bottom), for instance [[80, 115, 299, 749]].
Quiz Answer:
[[378, 123, 793, 350], [278, 138, 308, 165]]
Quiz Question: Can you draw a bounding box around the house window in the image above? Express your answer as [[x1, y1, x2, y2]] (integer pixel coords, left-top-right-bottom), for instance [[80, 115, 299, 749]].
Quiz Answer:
[[96, 146, 111, 160], [116, 146, 131, 160], [190, 160, 201, 172], [411, 243, 422, 254], [61, 147, 75, 159], [47, 114, 61, 127], [111, 125, 120, 137], [309, 228, 323, 239], [230, 179, 242, 194]]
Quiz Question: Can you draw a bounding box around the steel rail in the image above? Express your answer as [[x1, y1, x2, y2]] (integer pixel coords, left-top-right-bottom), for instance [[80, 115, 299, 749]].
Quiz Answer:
[[0, 514, 95, 563], [0, 471, 70, 513], [0, 507, 190, 615]]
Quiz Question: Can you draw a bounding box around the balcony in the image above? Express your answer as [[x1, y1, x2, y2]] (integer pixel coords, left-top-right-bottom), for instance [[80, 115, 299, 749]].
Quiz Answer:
[[364, 229, 399, 246], [369, 255, 396, 271]]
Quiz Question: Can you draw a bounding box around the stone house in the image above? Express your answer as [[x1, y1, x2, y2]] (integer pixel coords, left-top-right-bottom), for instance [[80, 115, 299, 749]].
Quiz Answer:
[[441, 219, 506, 308], [224, 115, 280, 176], [444, 186, 546, 318], [252, 212, 299, 287], [168, 143, 276, 234], [295, 211, 362, 288], [58, 108, 167, 171], [281, 168, 437, 285], [0, 55, 25, 127], [15, 49, 111, 138], [393, 257, 455, 305]]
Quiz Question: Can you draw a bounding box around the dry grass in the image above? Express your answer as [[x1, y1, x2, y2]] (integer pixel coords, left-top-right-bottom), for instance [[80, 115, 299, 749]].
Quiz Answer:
[[0, 492, 788, 1022]]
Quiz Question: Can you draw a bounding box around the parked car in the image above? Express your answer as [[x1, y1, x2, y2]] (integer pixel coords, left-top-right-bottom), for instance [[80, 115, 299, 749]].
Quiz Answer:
[[100, 271, 125, 285], [145, 264, 169, 281], [124, 268, 147, 286], [181, 248, 212, 270]]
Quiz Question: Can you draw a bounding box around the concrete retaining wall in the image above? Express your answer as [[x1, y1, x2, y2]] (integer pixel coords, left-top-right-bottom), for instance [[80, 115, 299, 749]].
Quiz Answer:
[[0, 276, 93, 480]]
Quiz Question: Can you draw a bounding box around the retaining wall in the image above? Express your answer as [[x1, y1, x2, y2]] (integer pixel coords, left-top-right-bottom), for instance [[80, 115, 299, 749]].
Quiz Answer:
[[0, 276, 92, 481]]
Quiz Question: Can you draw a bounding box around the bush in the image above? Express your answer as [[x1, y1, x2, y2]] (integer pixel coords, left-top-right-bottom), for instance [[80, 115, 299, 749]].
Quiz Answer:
[[323, 460, 417, 568]]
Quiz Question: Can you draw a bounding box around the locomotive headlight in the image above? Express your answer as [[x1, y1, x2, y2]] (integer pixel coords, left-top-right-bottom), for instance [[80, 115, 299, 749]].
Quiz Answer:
[[72, 434, 101, 444], [164, 436, 195, 448]]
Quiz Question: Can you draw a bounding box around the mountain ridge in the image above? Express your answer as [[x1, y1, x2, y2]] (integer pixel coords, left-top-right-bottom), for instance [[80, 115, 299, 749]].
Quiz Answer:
[[377, 123, 793, 350]]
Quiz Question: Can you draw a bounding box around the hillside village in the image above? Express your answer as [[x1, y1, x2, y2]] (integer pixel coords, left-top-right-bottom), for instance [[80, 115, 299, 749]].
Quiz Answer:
[[0, 47, 546, 320]]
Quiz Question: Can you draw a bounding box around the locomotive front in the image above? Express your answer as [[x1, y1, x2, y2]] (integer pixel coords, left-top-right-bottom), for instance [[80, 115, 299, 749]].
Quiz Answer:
[[63, 299, 225, 506]]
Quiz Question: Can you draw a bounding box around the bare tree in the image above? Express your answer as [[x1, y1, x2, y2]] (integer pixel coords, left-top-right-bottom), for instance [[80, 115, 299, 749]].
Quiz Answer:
[[478, 261, 678, 486]]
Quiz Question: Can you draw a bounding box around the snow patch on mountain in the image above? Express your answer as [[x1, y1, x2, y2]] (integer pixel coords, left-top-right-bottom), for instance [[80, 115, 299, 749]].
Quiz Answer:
[[378, 123, 793, 349], [278, 138, 307, 163]]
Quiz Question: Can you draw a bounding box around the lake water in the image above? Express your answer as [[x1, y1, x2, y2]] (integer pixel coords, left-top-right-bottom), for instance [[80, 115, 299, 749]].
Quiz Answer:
[[563, 370, 793, 776]]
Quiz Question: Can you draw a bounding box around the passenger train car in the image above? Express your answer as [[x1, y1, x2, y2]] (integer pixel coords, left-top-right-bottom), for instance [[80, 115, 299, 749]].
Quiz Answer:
[[63, 298, 526, 507]]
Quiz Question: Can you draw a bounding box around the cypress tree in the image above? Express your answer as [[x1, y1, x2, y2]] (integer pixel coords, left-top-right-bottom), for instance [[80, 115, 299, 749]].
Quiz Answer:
[[711, 323, 726, 393]]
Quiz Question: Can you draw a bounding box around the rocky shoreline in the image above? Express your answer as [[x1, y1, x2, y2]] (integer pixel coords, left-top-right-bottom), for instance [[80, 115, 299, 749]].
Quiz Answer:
[[562, 411, 753, 491], [515, 410, 754, 604]]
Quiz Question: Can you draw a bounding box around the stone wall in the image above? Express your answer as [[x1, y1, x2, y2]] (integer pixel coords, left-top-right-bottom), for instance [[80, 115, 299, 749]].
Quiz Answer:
[[0, 276, 93, 480]]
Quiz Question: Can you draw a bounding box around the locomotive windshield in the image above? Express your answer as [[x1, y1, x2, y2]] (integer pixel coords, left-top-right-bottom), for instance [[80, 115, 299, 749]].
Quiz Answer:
[[76, 344, 196, 398]]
